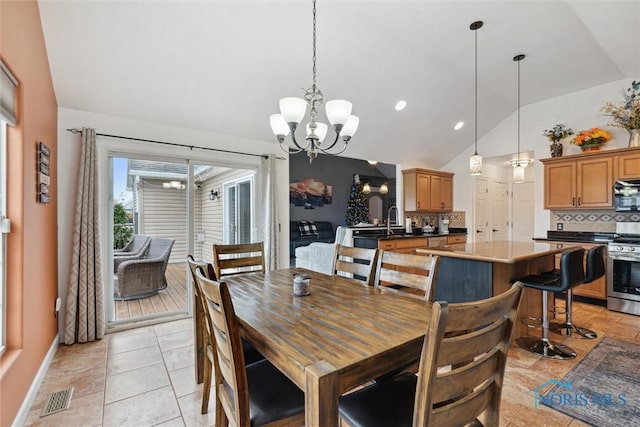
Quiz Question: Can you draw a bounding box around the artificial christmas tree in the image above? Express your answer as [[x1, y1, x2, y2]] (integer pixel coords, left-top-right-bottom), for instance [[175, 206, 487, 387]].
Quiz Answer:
[[346, 174, 370, 226]]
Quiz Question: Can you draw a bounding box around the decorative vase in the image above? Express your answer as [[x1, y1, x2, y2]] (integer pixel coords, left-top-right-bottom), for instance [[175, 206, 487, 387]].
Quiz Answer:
[[629, 129, 640, 148], [550, 141, 563, 157], [581, 145, 601, 153]]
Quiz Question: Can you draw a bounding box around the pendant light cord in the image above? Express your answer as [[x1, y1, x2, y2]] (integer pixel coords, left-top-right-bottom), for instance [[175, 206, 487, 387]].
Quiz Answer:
[[474, 26, 478, 155], [517, 57, 520, 163]]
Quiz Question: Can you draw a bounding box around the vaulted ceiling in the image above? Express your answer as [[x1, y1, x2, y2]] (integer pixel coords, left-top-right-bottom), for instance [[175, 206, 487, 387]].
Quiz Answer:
[[39, 0, 640, 168]]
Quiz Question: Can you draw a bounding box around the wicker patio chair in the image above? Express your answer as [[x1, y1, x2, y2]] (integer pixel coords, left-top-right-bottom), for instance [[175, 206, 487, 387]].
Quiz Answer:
[[114, 238, 174, 300]]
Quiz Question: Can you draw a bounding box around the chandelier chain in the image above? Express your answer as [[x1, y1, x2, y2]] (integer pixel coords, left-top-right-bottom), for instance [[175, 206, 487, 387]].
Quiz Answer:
[[517, 57, 520, 163], [312, 0, 317, 88]]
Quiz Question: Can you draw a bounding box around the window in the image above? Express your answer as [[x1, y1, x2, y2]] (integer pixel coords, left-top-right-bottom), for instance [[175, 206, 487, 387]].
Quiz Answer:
[[224, 177, 254, 244], [0, 121, 7, 355]]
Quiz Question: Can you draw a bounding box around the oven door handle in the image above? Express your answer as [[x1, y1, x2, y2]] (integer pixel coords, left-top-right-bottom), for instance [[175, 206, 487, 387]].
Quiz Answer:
[[609, 255, 640, 262]]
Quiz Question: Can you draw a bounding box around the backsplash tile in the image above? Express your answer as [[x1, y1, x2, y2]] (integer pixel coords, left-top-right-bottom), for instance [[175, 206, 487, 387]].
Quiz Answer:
[[551, 209, 640, 233], [406, 211, 466, 228]]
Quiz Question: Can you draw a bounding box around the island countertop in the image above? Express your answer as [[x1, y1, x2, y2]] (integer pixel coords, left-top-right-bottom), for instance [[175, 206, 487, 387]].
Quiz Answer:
[[415, 240, 577, 264]]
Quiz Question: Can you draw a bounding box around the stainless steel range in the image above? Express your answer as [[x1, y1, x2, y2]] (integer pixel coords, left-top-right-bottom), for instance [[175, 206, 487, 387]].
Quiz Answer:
[[608, 222, 640, 315]]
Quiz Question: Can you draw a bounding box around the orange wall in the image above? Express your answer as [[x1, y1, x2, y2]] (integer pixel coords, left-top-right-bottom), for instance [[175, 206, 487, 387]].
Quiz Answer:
[[0, 1, 58, 425]]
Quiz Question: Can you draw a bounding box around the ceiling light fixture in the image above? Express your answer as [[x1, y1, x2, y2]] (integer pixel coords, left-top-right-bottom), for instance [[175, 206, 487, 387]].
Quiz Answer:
[[513, 53, 526, 184], [362, 183, 372, 194], [367, 160, 378, 165], [395, 100, 407, 111], [270, 0, 359, 163], [469, 20, 483, 176], [379, 183, 389, 194], [454, 121, 464, 130]]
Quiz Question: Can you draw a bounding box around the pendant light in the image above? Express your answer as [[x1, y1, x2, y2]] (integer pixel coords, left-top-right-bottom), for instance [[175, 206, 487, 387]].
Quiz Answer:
[[513, 54, 526, 184], [469, 20, 483, 176]]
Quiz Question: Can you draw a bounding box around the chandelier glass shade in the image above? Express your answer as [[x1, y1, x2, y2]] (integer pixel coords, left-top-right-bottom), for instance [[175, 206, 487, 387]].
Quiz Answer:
[[379, 183, 389, 194], [270, 0, 358, 163], [469, 20, 483, 176]]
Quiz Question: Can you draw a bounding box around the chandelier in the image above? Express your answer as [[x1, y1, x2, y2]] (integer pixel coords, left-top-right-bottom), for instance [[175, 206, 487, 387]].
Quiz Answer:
[[269, 0, 359, 163]]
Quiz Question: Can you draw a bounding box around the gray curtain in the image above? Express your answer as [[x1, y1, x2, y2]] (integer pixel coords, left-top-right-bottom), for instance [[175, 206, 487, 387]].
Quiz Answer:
[[64, 128, 105, 344], [259, 156, 279, 270]]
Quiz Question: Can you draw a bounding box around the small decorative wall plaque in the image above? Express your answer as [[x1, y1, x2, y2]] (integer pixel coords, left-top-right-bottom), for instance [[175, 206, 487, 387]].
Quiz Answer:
[[37, 141, 50, 203]]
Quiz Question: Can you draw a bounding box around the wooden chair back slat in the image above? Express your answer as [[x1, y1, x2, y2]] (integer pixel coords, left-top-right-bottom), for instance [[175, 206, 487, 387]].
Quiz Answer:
[[196, 270, 250, 426], [213, 242, 265, 278], [375, 252, 440, 300], [431, 348, 499, 403], [430, 379, 494, 427], [334, 244, 379, 286], [413, 282, 524, 427]]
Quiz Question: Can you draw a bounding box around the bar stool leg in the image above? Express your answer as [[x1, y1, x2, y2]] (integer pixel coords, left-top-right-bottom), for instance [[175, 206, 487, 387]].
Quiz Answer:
[[550, 289, 598, 339], [518, 290, 577, 359]]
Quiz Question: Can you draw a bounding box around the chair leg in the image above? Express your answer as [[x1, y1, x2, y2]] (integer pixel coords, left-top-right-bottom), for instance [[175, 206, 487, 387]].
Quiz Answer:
[[550, 289, 598, 339], [518, 290, 577, 359], [201, 352, 212, 414]]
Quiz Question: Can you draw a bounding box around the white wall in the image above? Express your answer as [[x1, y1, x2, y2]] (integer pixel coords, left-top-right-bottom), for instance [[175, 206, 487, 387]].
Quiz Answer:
[[443, 78, 633, 239], [57, 108, 289, 335]]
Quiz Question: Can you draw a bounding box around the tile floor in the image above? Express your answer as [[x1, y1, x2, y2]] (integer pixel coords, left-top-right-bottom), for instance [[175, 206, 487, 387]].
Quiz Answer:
[[23, 301, 640, 427]]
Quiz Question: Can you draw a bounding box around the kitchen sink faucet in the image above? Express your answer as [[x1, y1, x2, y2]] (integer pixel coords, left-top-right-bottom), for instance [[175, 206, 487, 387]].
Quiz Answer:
[[387, 205, 399, 235]]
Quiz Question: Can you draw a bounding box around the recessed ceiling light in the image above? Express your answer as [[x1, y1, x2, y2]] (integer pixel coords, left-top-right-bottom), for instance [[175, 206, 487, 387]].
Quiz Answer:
[[454, 121, 464, 130], [367, 160, 378, 165], [394, 100, 407, 111]]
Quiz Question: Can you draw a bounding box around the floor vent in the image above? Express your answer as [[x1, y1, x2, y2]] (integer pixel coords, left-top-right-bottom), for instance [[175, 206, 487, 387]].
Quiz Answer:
[[41, 387, 74, 417]]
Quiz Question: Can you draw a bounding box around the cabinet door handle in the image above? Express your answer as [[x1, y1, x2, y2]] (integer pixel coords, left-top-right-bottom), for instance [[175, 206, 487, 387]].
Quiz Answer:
[[578, 197, 581, 206], [572, 197, 576, 206], [417, 201, 420, 209], [476, 230, 482, 233], [492, 229, 499, 232]]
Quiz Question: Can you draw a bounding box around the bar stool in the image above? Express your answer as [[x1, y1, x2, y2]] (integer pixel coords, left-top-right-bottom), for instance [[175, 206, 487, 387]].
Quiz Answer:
[[515, 247, 584, 359], [548, 245, 604, 339]]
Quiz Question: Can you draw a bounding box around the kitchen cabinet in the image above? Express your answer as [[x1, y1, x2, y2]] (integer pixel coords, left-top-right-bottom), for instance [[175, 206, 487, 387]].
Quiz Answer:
[[542, 156, 613, 209], [617, 151, 640, 180], [403, 168, 454, 212]]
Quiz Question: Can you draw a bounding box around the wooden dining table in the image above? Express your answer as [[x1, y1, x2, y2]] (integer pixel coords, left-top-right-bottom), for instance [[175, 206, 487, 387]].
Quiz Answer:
[[220, 268, 432, 427]]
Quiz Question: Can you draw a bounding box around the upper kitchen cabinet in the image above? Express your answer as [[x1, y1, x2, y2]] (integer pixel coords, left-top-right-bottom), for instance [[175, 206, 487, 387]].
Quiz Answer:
[[542, 155, 613, 209], [403, 168, 454, 212], [616, 150, 640, 180]]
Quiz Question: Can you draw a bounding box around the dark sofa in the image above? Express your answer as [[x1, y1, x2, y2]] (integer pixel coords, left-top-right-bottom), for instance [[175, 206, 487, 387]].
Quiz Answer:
[[290, 221, 335, 256]]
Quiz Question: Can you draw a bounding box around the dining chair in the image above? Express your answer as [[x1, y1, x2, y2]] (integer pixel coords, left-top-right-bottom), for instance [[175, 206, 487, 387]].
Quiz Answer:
[[212, 242, 265, 279], [374, 251, 440, 301], [187, 256, 264, 385], [334, 244, 379, 286], [339, 282, 524, 427], [195, 270, 305, 426]]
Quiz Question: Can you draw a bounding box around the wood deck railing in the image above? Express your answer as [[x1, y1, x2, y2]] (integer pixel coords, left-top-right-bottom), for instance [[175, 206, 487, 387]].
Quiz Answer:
[[114, 262, 188, 321]]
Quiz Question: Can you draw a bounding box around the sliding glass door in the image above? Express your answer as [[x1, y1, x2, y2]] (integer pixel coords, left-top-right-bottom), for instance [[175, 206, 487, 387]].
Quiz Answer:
[[107, 152, 256, 328]]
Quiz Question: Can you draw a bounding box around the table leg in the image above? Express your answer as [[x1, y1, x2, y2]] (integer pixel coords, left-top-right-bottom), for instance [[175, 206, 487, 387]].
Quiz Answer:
[[194, 292, 204, 384], [305, 360, 339, 427]]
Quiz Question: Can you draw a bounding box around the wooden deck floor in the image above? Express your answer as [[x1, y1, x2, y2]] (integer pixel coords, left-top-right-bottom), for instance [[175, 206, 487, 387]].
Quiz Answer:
[[114, 262, 189, 321]]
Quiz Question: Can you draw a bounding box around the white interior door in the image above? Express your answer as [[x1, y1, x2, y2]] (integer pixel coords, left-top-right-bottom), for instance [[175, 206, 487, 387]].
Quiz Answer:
[[490, 181, 509, 241], [512, 182, 535, 241], [473, 178, 489, 243]]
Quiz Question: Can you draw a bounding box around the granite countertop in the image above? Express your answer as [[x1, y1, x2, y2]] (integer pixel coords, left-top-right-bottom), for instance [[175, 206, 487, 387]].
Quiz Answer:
[[415, 241, 579, 264], [353, 232, 466, 241], [534, 231, 615, 244]]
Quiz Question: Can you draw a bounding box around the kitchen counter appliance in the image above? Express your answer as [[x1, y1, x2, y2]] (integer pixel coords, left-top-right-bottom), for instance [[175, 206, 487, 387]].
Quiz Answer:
[[614, 180, 640, 211], [608, 222, 640, 315]]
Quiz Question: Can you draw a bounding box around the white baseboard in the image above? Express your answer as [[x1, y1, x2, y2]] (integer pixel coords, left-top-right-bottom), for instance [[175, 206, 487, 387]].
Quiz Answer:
[[11, 334, 59, 427]]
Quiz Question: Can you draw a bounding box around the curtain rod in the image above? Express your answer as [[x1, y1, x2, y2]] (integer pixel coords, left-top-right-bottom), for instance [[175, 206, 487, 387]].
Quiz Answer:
[[65, 128, 279, 160]]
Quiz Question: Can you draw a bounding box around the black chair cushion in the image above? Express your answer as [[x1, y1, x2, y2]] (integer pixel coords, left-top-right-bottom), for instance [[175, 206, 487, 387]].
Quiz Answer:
[[516, 274, 563, 292], [247, 359, 304, 426], [242, 339, 265, 365], [339, 373, 416, 427], [516, 247, 585, 292]]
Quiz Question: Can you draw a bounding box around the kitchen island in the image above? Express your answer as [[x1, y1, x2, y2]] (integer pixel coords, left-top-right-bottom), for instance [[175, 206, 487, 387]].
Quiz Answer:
[[415, 241, 578, 338]]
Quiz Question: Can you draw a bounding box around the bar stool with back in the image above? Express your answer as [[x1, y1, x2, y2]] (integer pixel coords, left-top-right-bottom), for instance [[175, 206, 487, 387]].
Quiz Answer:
[[548, 245, 605, 339], [515, 246, 584, 359]]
